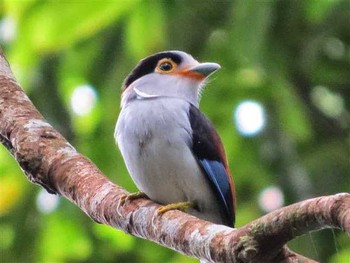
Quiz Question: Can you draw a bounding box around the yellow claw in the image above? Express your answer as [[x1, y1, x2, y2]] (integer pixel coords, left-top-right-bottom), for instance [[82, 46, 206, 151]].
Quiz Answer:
[[120, 191, 147, 205], [157, 201, 194, 215], [117, 192, 147, 215]]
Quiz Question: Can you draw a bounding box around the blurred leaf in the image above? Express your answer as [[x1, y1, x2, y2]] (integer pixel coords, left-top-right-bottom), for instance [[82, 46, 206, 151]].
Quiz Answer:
[[330, 249, 350, 263], [17, 1, 135, 52], [275, 83, 312, 142], [304, 0, 341, 24], [39, 213, 92, 262], [0, 147, 26, 215], [330, 232, 350, 263], [229, 0, 274, 65], [2, 0, 36, 19], [0, 224, 14, 250], [0, 177, 23, 215], [6, 1, 136, 86], [233, 67, 265, 89], [125, 1, 166, 59], [93, 224, 134, 251], [235, 201, 261, 227], [169, 254, 197, 263]]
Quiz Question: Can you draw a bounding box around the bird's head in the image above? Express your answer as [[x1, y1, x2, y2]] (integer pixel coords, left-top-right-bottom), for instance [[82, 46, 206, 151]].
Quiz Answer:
[[121, 51, 220, 107]]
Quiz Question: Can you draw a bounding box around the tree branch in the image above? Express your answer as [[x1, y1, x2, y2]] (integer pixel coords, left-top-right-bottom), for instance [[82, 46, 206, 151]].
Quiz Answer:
[[0, 48, 349, 263]]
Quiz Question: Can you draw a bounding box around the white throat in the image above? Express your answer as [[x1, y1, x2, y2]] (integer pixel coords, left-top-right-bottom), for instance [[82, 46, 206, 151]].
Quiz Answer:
[[121, 74, 202, 108]]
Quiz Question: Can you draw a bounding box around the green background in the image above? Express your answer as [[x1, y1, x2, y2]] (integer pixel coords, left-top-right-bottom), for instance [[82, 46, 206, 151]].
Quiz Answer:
[[0, 1, 349, 262]]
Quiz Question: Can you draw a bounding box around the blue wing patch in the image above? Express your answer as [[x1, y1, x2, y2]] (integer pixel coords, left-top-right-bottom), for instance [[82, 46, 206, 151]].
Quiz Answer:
[[189, 104, 235, 226], [197, 159, 233, 222]]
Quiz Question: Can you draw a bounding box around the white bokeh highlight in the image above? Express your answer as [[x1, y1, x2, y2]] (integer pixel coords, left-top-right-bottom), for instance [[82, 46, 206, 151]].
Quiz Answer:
[[258, 186, 284, 213], [0, 16, 17, 43], [36, 189, 60, 214], [234, 100, 266, 136], [70, 84, 97, 116]]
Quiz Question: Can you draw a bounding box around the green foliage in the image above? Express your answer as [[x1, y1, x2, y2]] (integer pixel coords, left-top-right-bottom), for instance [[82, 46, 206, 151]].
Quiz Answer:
[[0, 1, 349, 262], [39, 213, 92, 262], [125, 1, 165, 59]]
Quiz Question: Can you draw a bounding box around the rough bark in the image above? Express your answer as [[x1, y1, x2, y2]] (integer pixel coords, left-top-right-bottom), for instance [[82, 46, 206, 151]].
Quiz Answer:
[[0, 49, 349, 263]]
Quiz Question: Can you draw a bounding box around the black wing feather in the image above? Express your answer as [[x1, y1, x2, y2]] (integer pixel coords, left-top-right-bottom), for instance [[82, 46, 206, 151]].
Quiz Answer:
[[189, 104, 235, 226]]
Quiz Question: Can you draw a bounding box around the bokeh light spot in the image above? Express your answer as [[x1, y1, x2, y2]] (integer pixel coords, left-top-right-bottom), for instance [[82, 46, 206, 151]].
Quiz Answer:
[[70, 84, 97, 116], [258, 186, 284, 213], [36, 189, 60, 214], [311, 86, 344, 118], [323, 37, 345, 60], [0, 16, 17, 43], [234, 100, 266, 137]]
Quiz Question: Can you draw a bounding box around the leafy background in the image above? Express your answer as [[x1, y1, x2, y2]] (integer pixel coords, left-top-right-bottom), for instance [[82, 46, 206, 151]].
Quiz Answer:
[[0, 1, 349, 262]]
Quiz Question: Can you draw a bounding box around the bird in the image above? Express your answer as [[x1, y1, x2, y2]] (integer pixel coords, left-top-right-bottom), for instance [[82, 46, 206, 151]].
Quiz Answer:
[[115, 51, 235, 227]]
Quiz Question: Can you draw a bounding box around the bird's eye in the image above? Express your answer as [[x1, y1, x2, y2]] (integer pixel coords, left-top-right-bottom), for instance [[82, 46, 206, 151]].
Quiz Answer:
[[159, 62, 173, 72], [156, 59, 176, 73]]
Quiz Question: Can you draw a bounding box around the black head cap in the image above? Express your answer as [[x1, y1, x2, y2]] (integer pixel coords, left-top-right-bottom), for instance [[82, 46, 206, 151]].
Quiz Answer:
[[123, 51, 183, 90]]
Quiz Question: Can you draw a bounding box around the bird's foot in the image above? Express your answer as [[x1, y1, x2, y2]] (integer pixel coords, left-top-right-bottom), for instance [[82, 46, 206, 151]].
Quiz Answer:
[[117, 191, 147, 215], [120, 191, 147, 205], [151, 201, 194, 228], [157, 201, 194, 215]]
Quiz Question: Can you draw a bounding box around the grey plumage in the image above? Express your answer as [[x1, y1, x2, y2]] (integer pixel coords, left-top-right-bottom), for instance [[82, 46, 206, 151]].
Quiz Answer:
[[115, 51, 235, 226]]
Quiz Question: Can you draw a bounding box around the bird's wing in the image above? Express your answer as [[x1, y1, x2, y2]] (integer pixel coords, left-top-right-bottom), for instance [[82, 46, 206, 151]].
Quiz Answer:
[[188, 104, 235, 226]]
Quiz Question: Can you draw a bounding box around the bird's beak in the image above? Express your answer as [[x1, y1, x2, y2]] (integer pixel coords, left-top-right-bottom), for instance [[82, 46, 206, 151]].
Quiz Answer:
[[188, 62, 221, 78], [178, 62, 221, 80]]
